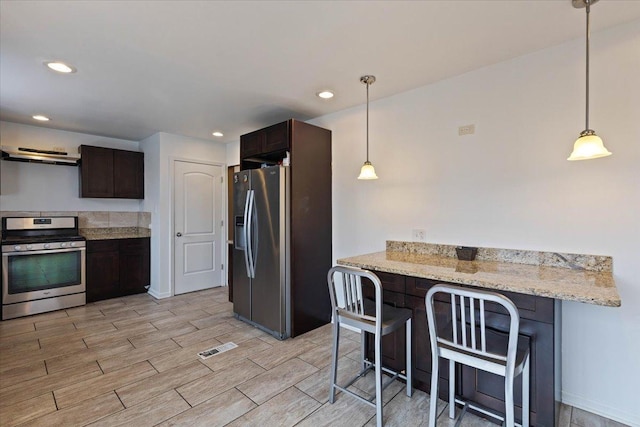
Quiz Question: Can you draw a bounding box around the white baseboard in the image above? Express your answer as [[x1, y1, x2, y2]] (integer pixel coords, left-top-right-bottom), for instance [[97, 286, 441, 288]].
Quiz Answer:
[[562, 390, 638, 426], [147, 288, 172, 299]]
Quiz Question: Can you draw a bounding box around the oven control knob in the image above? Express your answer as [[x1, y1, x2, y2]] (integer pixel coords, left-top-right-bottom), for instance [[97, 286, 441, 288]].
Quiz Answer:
[[26, 245, 33, 250], [44, 243, 51, 249], [70, 242, 76, 247], [14, 245, 22, 251], [61, 243, 67, 248]]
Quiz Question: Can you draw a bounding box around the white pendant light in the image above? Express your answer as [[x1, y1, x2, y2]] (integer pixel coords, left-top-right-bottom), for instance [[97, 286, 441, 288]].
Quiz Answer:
[[568, 0, 612, 161], [358, 75, 378, 179]]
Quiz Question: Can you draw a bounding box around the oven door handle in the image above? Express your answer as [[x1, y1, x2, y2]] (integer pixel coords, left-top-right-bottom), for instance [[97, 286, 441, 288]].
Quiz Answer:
[[2, 247, 86, 257]]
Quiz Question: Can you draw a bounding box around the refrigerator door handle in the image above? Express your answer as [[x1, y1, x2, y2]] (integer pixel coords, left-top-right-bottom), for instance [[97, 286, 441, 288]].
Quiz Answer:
[[243, 189, 252, 278], [246, 189, 256, 278]]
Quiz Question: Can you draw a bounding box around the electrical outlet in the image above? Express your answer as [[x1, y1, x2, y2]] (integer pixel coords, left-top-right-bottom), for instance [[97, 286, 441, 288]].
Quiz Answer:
[[458, 124, 475, 136], [412, 229, 426, 242]]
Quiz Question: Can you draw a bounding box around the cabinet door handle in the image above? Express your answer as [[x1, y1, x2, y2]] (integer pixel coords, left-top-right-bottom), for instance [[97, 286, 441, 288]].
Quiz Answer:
[[176, 232, 182, 237]]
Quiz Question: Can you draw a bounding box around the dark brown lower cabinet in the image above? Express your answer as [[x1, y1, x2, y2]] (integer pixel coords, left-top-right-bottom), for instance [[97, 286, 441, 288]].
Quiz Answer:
[[119, 238, 150, 297], [86, 240, 120, 302], [363, 273, 556, 426], [87, 238, 150, 303]]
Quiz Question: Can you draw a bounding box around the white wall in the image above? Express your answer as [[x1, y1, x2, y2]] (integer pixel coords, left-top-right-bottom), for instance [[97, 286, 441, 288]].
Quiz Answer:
[[226, 141, 240, 167], [310, 20, 640, 424], [141, 132, 227, 299], [0, 121, 141, 211], [140, 132, 162, 297]]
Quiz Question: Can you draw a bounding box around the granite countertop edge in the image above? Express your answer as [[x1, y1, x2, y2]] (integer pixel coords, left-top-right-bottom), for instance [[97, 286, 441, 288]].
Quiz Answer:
[[337, 247, 621, 307], [80, 227, 151, 240]]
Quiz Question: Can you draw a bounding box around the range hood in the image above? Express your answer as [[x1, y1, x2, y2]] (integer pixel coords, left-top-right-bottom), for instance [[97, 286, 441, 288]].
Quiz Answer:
[[1, 146, 80, 166]]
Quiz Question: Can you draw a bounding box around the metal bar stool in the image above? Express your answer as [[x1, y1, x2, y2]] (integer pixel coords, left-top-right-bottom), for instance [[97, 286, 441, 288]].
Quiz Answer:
[[327, 265, 413, 427], [425, 284, 530, 427]]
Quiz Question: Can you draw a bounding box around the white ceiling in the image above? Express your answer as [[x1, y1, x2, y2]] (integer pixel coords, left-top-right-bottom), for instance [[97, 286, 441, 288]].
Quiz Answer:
[[2, 1, 640, 143]]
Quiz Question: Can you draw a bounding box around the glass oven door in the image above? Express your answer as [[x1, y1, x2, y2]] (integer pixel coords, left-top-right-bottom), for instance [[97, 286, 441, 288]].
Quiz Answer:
[[2, 247, 86, 304]]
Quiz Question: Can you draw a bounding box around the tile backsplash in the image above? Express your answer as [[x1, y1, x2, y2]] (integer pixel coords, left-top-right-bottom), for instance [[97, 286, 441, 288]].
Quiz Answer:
[[78, 211, 109, 228], [0, 211, 151, 229], [138, 212, 151, 228]]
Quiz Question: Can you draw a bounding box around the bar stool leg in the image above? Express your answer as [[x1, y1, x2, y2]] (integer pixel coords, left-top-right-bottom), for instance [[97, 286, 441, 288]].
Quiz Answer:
[[505, 371, 514, 427], [449, 361, 455, 419], [361, 329, 367, 371], [523, 354, 530, 427], [428, 355, 439, 427], [329, 320, 340, 404], [375, 332, 383, 427]]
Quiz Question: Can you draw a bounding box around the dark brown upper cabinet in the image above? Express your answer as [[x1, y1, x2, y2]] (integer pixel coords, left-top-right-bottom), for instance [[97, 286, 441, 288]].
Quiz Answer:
[[240, 120, 290, 165], [113, 149, 144, 198], [80, 145, 144, 199]]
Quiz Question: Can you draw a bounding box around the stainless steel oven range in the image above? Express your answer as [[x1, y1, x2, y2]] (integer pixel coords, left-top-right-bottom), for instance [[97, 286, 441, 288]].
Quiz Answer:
[[1, 216, 86, 320]]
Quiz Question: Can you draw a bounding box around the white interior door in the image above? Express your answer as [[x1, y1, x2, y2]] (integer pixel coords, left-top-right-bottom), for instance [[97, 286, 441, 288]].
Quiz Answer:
[[174, 160, 224, 295]]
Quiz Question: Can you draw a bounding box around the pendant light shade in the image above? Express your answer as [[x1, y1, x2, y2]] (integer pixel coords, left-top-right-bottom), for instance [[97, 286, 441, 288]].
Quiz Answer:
[[357, 75, 378, 180], [568, 0, 612, 161], [568, 130, 612, 161], [358, 161, 378, 180]]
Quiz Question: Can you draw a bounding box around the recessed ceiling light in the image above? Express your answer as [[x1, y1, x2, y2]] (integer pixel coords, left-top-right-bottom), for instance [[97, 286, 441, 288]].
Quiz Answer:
[[32, 115, 50, 121], [317, 90, 334, 99], [212, 131, 224, 137], [45, 61, 76, 73]]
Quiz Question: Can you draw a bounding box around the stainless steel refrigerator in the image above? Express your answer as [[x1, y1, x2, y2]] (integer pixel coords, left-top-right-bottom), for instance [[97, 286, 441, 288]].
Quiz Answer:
[[233, 166, 290, 339]]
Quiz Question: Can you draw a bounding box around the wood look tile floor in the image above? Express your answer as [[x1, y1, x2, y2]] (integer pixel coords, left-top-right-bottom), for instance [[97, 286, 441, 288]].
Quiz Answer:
[[0, 287, 627, 427]]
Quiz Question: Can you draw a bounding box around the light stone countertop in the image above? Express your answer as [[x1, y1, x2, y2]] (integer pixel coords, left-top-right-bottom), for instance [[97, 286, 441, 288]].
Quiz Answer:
[[80, 227, 151, 240], [337, 242, 620, 307]]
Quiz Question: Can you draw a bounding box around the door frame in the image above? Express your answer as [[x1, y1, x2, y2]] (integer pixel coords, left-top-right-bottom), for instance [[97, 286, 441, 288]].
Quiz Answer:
[[170, 157, 227, 296]]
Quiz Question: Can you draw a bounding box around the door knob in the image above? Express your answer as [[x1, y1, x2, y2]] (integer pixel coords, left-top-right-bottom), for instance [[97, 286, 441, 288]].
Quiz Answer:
[[176, 232, 182, 237]]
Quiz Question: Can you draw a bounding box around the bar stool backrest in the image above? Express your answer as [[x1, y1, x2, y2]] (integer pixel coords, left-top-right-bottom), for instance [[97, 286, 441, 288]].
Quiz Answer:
[[426, 284, 520, 374], [327, 265, 382, 334]]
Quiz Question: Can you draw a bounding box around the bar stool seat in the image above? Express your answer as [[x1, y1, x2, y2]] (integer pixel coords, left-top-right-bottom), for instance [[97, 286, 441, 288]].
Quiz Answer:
[[348, 297, 412, 335], [425, 284, 530, 427], [327, 265, 413, 427]]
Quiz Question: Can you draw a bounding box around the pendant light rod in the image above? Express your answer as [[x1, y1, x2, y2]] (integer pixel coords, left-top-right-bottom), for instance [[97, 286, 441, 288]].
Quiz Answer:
[[358, 75, 378, 179], [573, 0, 599, 132], [361, 75, 376, 162], [366, 77, 370, 161], [585, 0, 591, 131]]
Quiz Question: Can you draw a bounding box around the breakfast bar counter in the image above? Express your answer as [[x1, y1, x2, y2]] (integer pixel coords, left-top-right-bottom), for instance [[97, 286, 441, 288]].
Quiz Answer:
[[337, 241, 620, 307], [336, 241, 620, 426]]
